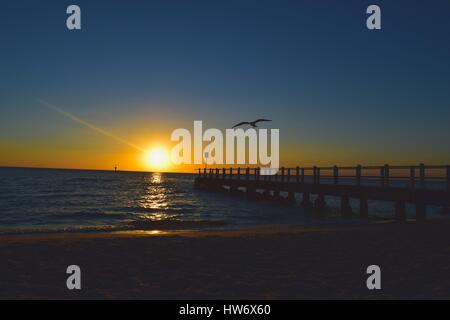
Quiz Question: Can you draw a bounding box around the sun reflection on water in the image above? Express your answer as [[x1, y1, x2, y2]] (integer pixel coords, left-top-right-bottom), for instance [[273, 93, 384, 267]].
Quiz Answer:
[[150, 172, 162, 184], [140, 213, 176, 221], [136, 172, 173, 220]]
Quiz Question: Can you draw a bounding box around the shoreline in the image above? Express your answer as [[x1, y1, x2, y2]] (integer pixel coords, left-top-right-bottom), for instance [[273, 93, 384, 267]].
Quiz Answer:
[[0, 220, 393, 242], [1, 220, 450, 299]]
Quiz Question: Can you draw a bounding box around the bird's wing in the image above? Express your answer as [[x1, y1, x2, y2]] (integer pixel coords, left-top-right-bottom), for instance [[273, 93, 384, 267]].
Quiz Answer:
[[253, 119, 272, 124], [232, 122, 250, 128]]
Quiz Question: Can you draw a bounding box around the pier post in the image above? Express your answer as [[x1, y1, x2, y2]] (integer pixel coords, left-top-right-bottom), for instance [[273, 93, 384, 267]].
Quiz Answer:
[[314, 194, 326, 214], [215, 168, 219, 179], [237, 167, 240, 180], [287, 190, 296, 203], [356, 165, 362, 186], [340, 195, 352, 217], [222, 168, 226, 179], [410, 166, 415, 189], [444, 166, 450, 215], [313, 166, 317, 184], [273, 189, 281, 200], [296, 166, 300, 183], [416, 164, 427, 219], [395, 200, 406, 222], [198, 168, 201, 176], [287, 168, 291, 183], [229, 168, 233, 179], [380, 166, 385, 188], [246, 167, 250, 180], [446, 165, 450, 192], [359, 197, 368, 218], [281, 167, 285, 183], [384, 164, 390, 187], [333, 166, 338, 184], [419, 163, 425, 188], [301, 168, 305, 183], [301, 192, 312, 208]]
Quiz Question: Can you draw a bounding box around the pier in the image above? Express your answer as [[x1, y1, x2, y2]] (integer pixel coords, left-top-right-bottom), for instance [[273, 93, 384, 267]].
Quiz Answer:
[[194, 164, 450, 221]]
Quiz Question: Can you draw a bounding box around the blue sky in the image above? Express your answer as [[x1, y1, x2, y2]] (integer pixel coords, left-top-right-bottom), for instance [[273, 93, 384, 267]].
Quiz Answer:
[[1, 0, 450, 169]]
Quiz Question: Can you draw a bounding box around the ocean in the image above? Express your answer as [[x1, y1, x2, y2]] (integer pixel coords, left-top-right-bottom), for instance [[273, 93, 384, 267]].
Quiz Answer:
[[0, 167, 446, 234]]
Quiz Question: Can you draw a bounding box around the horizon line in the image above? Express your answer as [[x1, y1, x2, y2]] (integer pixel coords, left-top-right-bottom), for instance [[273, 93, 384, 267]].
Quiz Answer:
[[0, 165, 194, 175]]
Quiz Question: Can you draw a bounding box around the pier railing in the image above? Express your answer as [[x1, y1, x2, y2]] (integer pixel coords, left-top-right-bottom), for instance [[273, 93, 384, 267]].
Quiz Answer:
[[195, 164, 450, 221], [198, 164, 450, 191]]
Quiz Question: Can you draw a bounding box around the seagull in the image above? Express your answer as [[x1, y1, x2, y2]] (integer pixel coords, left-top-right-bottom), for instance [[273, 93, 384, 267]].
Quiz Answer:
[[232, 119, 272, 128]]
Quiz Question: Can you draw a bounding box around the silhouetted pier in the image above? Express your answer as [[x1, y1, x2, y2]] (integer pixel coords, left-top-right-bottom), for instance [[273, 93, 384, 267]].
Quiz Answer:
[[194, 164, 450, 221]]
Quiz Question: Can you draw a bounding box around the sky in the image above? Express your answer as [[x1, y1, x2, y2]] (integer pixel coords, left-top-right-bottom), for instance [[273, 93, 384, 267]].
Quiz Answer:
[[1, 0, 450, 172]]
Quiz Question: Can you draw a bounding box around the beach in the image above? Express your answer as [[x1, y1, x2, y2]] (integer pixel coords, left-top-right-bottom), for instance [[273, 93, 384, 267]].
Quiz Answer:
[[1, 221, 449, 299]]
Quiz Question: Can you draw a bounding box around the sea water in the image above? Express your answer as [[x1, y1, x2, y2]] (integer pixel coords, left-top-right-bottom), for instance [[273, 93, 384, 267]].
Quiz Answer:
[[0, 167, 446, 234]]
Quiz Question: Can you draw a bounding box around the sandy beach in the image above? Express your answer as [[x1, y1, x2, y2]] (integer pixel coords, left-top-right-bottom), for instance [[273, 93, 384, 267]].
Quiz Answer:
[[0, 221, 449, 299]]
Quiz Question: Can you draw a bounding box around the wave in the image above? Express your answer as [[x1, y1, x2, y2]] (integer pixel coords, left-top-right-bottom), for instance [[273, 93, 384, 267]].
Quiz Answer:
[[124, 219, 226, 230], [0, 219, 227, 236]]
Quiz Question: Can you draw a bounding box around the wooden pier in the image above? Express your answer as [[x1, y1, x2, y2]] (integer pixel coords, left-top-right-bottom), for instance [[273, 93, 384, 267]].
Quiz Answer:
[[194, 164, 450, 221]]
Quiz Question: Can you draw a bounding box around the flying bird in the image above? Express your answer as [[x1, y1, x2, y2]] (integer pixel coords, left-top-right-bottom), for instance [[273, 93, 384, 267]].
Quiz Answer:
[[232, 119, 272, 128]]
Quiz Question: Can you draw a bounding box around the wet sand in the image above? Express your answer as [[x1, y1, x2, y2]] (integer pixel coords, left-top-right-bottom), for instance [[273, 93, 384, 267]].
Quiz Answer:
[[1, 221, 449, 299]]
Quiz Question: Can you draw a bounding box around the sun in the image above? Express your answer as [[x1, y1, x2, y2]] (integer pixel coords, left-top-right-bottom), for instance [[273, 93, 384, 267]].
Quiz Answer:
[[144, 147, 170, 171]]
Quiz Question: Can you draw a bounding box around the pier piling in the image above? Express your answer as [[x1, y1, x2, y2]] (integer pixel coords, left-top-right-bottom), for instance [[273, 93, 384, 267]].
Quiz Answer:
[[287, 191, 296, 203], [395, 200, 406, 222], [314, 194, 326, 214], [340, 196, 352, 217], [359, 197, 368, 218], [301, 192, 312, 208]]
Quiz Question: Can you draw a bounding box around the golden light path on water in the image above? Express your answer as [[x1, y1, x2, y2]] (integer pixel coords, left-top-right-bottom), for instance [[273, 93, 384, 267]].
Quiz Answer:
[[137, 172, 177, 222]]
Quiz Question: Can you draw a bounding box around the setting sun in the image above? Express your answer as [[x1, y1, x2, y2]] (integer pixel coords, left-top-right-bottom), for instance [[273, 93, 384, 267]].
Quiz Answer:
[[144, 147, 170, 171]]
